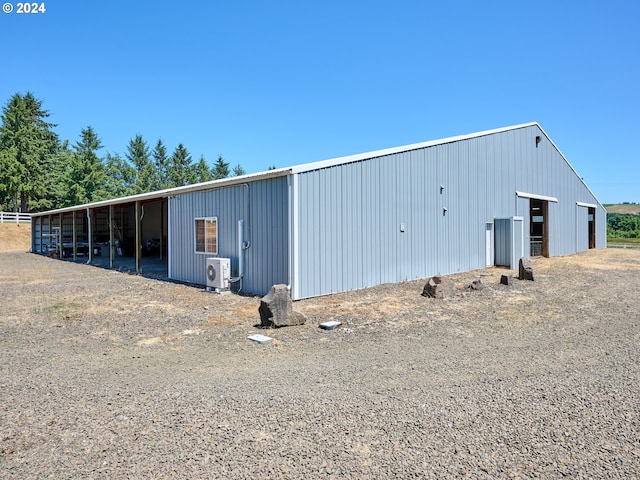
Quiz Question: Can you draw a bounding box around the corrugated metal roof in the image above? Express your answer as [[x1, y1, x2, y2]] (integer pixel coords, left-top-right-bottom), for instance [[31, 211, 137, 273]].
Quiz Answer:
[[32, 121, 603, 217], [291, 122, 539, 174], [289, 121, 602, 211]]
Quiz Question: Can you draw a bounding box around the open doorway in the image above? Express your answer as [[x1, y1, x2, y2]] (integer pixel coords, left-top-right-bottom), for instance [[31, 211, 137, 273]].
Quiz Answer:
[[588, 207, 596, 249], [530, 199, 548, 257]]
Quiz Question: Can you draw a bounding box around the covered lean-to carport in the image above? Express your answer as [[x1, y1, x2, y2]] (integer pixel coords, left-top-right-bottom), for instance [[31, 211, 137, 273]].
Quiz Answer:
[[31, 193, 169, 275], [30, 170, 290, 283]]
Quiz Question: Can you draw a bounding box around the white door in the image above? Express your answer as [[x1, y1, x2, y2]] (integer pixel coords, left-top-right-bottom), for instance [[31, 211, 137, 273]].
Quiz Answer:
[[485, 222, 493, 267]]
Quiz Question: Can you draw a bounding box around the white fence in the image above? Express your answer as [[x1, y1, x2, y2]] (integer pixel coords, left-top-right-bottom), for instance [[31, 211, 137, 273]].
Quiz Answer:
[[0, 212, 32, 224]]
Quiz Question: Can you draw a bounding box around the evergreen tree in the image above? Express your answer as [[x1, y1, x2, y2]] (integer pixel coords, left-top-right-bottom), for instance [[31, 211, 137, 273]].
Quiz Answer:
[[232, 164, 246, 177], [65, 126, 107, 205], [104, 152, 136, 198], [167, 143, 195, 187], [42, 140, 73, 209], [126, 134, 153, 194], [0, 146, 19, 211], [0, 92, 59, 212], [211, 155, 230, 180], [151, 139, 170, 190], [267, 165, 277, 170], [194, 155, 212, 183]]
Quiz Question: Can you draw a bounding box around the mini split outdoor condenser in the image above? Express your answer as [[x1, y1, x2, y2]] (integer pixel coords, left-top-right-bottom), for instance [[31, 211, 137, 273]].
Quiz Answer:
[[206, 257, 230, 290]]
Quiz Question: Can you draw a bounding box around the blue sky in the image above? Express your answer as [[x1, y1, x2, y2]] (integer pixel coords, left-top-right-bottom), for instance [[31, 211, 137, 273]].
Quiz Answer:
[[1, 0, 638, 203]]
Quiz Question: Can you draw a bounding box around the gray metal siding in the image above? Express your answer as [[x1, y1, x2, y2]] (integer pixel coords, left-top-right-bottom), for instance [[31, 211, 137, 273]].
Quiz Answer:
[[597, 206, 606, 248], [168, 177, 289, 296], [296, 152, 442, 299], [494, 219, 511, 267], [293, 125, 605, 299], [494, 218, 523, 269]]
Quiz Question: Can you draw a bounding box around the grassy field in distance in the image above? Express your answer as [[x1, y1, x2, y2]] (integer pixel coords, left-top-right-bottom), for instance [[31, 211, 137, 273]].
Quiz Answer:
[[604, 203, 640, 215]]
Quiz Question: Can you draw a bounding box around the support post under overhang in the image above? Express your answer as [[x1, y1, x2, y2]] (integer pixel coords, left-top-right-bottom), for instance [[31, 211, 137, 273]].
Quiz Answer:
[[160, 200, 164, 260], [109, 205, 114, 269], [72, 212, 77, 260], [135, 201, 141, 273], [58, 213, 63, 259], [87, 208, 93, 264]]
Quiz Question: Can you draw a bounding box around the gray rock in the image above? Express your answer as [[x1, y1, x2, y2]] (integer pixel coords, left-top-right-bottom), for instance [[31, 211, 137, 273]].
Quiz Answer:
[[259, 284, 307, 327], [500, 274, 513, 286], [467, 279, 484, 291], [422, 276, 455, 298], [518, 257, 534, 281]]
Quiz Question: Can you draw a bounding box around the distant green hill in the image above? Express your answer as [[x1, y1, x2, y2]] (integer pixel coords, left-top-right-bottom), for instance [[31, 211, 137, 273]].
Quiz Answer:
[[604, 203, 640, 215], [606, 204, 640, 244]]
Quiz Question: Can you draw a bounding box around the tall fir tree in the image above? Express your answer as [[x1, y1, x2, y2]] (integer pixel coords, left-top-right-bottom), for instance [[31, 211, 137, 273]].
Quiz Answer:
[[65, 126, 107, 205], [0, 92, 59, 212], [126, 134, 153, 194], [232, 164, 246, 177], [194, 155, 212, 183], [42, 140, 73, 209], [211, 155, 230, 180], [0, 146, 19, 211], [151, 139, 170, 190], [167, 143, 195, 187], [104, 152, 136, 198]]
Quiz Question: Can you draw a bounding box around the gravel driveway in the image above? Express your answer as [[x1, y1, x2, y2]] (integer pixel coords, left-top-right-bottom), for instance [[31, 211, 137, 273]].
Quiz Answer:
[[1, 249, 639, 479]]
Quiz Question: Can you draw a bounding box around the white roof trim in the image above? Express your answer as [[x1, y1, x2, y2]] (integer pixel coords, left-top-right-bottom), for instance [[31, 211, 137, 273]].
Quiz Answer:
[[576, 201, 598, 208], [516, 191, 559, 203], [291, 122, 539, 174]]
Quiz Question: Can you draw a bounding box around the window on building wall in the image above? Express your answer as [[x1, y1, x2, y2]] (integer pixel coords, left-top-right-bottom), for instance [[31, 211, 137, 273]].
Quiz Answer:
[[195, 217, 217, 254]]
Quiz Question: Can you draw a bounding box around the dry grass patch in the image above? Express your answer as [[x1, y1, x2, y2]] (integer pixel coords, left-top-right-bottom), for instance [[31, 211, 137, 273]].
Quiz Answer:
[[0, 223, 31, 252], [533, 248, 640, 272], [137, 335, 182, 346]]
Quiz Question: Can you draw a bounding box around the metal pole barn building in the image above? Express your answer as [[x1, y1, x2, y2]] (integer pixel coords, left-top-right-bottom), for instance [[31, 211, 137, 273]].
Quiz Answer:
[[31, 122, 606, 300]]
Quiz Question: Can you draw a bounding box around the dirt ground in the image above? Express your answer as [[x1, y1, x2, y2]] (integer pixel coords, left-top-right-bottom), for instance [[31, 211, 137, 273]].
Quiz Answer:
[[1, 248, 639, 478]]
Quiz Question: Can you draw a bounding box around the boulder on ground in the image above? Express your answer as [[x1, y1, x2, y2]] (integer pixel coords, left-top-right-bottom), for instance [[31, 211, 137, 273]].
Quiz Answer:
[[467, 279, 484, 291], [518, 257, 534, 281], [259, 284, 307, 328], [500, 274, 513, 286], [422, 276, 455, 298]]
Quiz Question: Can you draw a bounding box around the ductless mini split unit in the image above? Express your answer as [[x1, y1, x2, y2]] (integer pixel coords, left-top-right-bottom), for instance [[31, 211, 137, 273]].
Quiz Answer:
[[206, 257, 230, 293]]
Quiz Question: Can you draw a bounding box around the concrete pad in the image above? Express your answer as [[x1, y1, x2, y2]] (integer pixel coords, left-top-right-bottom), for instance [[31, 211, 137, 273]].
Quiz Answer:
[[247, 334, 272, 344], [319, 321, 342, 330]]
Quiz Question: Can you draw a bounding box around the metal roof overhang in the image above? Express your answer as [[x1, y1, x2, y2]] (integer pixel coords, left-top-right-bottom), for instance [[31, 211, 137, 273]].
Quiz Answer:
[[31, 168, 292, 217], [516, 191, 559, 203]]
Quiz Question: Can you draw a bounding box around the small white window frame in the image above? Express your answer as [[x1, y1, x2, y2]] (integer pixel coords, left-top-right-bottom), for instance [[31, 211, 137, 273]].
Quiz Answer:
[[194, 217, 218, 255]]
